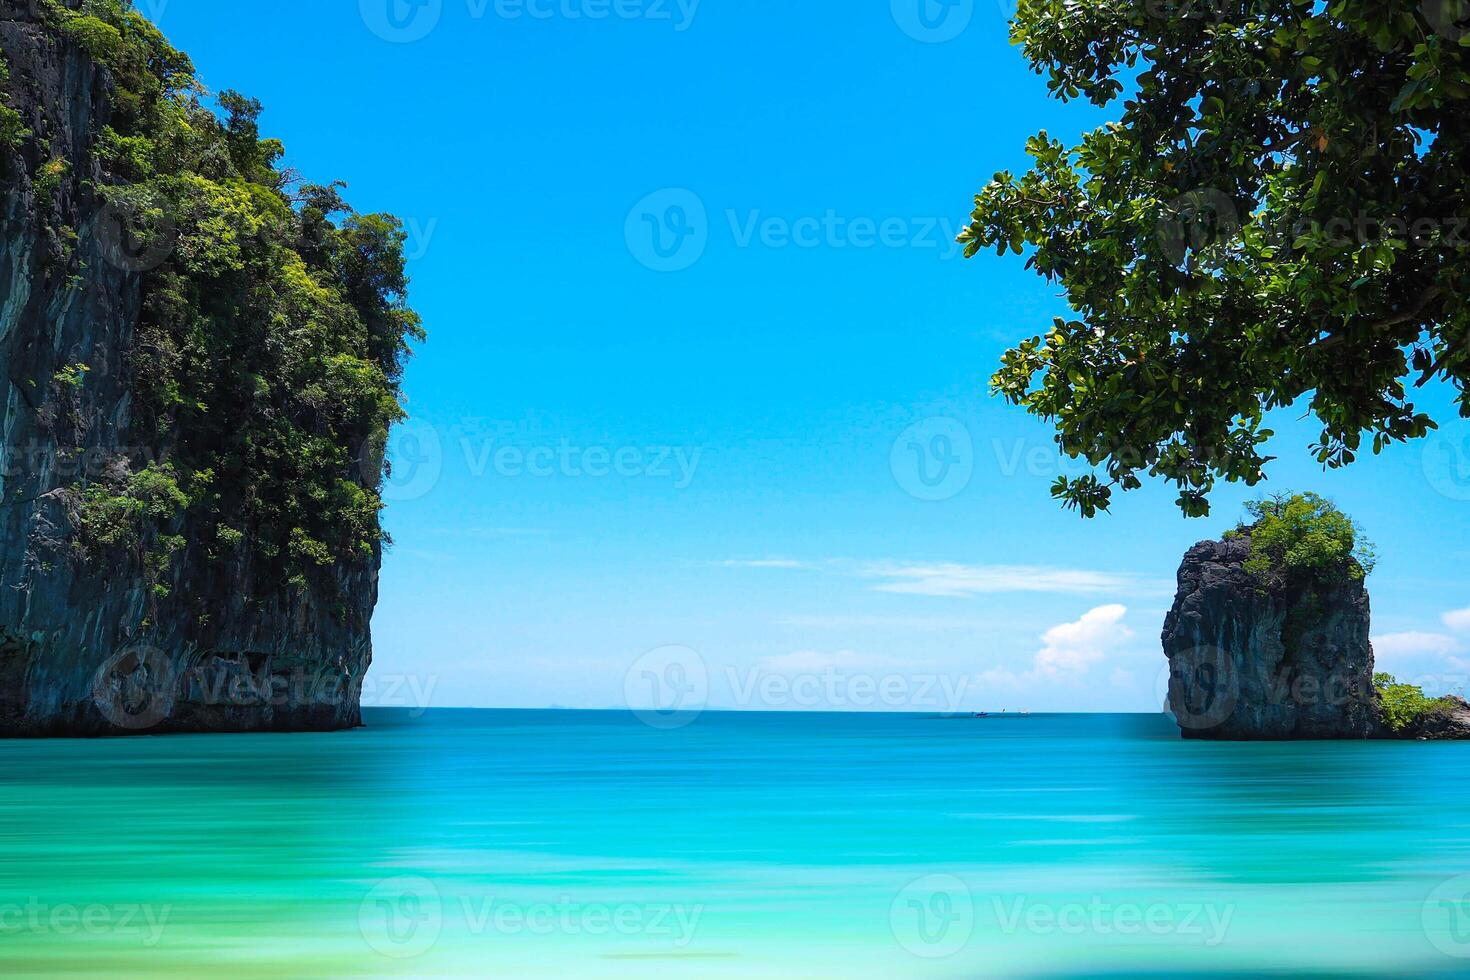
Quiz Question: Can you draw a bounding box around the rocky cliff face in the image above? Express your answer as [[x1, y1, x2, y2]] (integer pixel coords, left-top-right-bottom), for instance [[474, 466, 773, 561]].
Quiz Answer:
[[0, 2, 373, 735], [1162, 536, 1378, 739], [1162, 535, 1470, 740]]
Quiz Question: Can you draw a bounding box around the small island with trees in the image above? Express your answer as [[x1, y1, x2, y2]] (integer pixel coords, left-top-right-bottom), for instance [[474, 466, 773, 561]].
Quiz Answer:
[[1163, 493, 1469, 740]]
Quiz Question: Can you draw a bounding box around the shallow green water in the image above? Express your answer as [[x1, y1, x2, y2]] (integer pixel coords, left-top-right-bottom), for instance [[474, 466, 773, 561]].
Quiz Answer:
[[3, 710, 1470, 976]]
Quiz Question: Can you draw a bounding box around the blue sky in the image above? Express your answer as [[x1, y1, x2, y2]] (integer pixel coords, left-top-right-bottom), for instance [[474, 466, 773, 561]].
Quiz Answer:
[[148, 0, 1470, 713]]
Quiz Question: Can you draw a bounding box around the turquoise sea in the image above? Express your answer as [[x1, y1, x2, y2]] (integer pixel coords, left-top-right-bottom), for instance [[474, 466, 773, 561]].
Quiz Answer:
[[3, 709, 1470, 977]]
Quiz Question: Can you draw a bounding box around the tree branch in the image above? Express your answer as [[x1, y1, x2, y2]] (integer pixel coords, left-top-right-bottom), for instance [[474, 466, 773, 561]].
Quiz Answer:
[[1309, 285, 1444, 354]]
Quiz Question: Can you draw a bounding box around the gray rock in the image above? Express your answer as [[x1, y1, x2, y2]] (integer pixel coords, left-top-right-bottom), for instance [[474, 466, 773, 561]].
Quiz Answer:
[[1398, 694, 1470, 740], [1161, 534, 1470, 740]]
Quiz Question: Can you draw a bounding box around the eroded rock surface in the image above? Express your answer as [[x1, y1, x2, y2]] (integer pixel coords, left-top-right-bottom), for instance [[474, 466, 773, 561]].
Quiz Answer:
[[1162, 535, 1470, 740]]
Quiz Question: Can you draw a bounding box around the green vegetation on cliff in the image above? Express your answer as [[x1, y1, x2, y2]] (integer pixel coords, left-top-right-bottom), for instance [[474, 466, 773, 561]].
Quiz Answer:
[[2, 0, 421, 595], [1227, 492, 1377, 589], [1373, 673, 1455, 734], [0, 57, 29, 149], [1227, 493, 1376, 652]]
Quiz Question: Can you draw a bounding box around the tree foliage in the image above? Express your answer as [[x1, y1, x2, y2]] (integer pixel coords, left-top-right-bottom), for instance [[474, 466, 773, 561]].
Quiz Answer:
[[1227, 492, 1376, 588], [1373, 672, 1454, 732], [962, 0, 1470, 517], [5, 0, 422, 594]]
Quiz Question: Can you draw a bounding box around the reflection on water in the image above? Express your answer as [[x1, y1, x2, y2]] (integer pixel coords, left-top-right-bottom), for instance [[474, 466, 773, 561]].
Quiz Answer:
[[1, 710, 1468, 976]]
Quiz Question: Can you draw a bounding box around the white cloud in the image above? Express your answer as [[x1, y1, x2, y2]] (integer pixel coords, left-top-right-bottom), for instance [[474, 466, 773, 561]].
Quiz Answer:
[[714, 557, 1164, 598], [757, 649, 911, 672], [1372, 627, 1470, 696], [1443, 608, 1470, 633], [1374, 631, 1462, 657], [1369, 608, 1470, 676], [1034, 604, 1135, 677], [979, 605, 1135, 688], [1369, 608, 1470, 675], [778, 614, 995, 631], [861, 562, 1167, 598]]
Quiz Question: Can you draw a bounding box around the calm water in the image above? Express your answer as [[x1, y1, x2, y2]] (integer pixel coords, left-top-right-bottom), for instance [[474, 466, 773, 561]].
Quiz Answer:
[[3, 709, 1470, 976]]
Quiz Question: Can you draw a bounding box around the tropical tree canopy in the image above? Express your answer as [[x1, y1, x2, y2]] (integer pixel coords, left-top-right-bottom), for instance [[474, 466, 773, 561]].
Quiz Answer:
[[962, 0, 1470, 517]]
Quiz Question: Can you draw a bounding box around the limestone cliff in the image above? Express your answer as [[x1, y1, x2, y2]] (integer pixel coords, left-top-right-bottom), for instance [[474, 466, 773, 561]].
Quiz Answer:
[[0, 1, 417, 735], [1162, 533, 1470, 740]]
